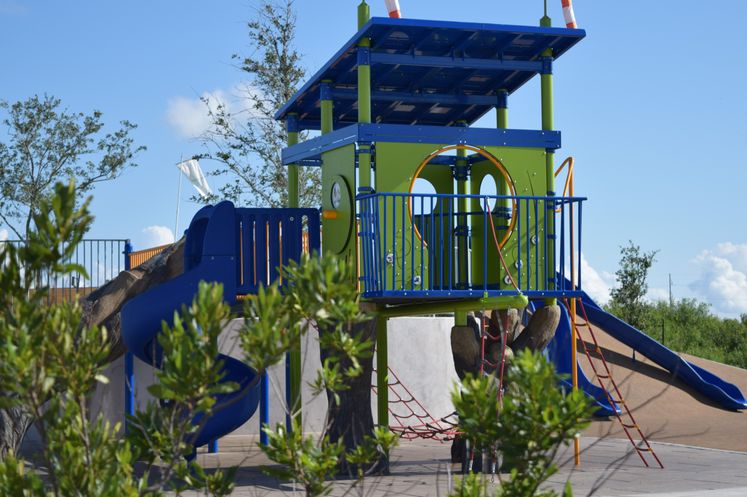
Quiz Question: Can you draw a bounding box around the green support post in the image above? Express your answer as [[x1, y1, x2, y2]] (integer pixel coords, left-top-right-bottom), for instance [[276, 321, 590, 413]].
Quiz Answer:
[[376, 316, 389, 428], [286, 114, 302, 428], [358, 0, 370, 30], [358, 1, 372, 190], [321, 80, 334, 135], [456, 121, 469, 290], [287, 115, 299, 208], [454, 311, 468, 327], [496, 90, 511, 288], [541, 48, 557, 304]]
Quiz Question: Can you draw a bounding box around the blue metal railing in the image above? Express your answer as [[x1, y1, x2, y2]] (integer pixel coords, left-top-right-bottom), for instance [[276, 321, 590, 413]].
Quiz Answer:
[[0, 239, 129, 304], [357, 192, 585, 300]]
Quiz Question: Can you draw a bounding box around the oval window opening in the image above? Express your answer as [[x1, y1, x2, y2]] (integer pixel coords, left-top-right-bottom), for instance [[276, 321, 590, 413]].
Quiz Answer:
[[479, 174, 498, 212], [411, 177, 437, 216]]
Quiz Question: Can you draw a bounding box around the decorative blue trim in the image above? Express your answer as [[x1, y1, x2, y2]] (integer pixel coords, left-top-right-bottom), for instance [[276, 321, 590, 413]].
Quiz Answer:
[[282, 123, 561, 165], [358, 124, 561, 150], [282, 126, 359, 165], [357, 46, 370, 66], [286, 115, 299, 133], [320, 82, 332, 101], [541, 56, 553, 75], [496, 90, 508, 109]]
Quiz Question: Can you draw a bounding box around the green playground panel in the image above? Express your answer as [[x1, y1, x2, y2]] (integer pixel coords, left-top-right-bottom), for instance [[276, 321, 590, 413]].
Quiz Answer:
[[371, 142, 551, 293]]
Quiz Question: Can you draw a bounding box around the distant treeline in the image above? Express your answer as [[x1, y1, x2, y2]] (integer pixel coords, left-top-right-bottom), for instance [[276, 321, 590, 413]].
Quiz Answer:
[[606, 300, 747, 370]]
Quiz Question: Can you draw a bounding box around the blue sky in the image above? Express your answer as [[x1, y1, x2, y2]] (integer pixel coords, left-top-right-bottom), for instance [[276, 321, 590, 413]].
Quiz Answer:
[[2, 0, 746, 316]]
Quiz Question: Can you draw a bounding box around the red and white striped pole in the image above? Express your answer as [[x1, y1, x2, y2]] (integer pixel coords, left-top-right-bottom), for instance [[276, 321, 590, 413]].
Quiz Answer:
[[385, 0, 401, 18], [561, 0, 577, 28]]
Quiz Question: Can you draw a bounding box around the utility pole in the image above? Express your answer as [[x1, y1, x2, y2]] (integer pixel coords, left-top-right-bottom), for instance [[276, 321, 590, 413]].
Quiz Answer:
[[668, 273, 673, 307]]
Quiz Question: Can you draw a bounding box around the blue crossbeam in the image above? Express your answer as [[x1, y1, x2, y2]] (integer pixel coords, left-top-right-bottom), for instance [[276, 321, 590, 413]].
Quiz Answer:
[[368, 52, 545, 73]]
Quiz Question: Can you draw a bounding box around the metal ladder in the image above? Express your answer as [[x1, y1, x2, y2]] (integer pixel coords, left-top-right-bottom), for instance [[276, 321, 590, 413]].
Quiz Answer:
[[570, 298, 664, 468]]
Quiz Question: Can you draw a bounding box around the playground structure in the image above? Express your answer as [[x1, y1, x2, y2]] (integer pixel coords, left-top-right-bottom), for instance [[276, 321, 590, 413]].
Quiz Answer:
[[117, 0, 747, 469]]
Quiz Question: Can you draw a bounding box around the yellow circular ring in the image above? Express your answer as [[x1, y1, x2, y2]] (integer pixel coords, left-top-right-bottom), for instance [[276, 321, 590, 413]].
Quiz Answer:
[[407, 144, 518, 249]]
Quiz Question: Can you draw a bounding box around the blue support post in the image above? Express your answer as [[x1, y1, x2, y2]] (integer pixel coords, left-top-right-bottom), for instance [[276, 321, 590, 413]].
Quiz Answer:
[[208, 440, 218, 453]]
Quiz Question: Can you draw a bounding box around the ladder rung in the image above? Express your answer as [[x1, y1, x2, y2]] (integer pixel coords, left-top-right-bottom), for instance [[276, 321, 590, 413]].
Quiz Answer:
[[596, 374, 610, 379], [622, 422, 638, 429], [610, 399, 625, 405], [635, 447, 652, 452]]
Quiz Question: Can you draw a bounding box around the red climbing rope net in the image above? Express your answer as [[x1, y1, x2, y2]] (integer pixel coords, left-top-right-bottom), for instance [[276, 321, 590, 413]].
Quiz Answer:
[[372, 366, 459, 441]]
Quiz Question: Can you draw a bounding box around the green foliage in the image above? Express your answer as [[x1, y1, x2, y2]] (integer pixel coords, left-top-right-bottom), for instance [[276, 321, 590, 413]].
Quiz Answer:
[[261, 420, 342, 497], [197, 0, 321, 208], [0, 182, 235, 496], [616, 299, 747, 369], [239, 253, 391, 496], [609, 241, 658, 331], [0, 95, 144, 238], [451, 350, 595, 497]]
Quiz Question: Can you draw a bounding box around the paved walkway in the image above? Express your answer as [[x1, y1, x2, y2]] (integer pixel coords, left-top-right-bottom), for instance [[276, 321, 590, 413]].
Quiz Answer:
[[187, 436, 747, 496]]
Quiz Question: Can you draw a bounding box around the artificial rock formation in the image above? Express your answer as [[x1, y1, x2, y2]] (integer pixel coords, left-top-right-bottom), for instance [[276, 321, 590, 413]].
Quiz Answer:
[[449, 304, 562, 465]]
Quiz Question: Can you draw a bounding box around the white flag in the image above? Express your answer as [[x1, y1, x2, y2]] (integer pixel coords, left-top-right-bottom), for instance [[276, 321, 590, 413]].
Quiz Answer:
[[176, 159, 212, 199]]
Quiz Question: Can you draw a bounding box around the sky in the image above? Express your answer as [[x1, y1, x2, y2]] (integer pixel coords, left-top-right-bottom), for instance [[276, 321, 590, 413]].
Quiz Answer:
[[2, 0, 746, 317]]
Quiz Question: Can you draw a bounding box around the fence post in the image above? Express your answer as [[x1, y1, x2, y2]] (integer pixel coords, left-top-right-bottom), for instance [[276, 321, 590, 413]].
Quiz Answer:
[[123, 241, 135, 431]]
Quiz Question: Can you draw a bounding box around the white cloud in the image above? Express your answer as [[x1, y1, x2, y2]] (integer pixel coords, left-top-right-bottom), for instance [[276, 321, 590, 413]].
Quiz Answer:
[[0, 229, 7, 241], [140, 226, 175, 248], [691, 243, 747, 316], [579, 255, 614, 305], [165, 84, 263, 139]]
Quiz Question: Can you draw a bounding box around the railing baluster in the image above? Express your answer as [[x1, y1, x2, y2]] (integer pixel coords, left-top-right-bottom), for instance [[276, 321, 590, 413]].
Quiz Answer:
[[429, 195, 434, 292], [534, 199, 539, 290], [483, 197, 488, 293], [560, 196, 566, 292], [400, 196, 406, 292], [526, 197, 530, 291], [448, 196, 453, 291], [578, 200, 583, 291], [420, 196, 424, 291], [407, 197, 416, 291]]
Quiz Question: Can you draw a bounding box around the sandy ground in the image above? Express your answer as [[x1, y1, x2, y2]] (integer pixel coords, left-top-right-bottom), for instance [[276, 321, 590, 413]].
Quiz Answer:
[[578, 321, 747, 452]]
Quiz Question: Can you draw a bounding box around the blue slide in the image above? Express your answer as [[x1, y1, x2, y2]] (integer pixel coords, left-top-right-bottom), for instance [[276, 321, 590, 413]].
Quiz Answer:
[[121, 202, 261, 448], [574, 289, 747, 411]]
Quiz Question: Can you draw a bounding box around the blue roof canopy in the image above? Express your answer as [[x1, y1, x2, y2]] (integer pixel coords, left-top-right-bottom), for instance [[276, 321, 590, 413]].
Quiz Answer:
[[276, 17, 585, 130]]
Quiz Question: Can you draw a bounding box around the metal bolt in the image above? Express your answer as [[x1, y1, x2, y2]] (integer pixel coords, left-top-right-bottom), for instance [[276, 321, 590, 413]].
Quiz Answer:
[[515, 259, 523, 269], [504, 275, 512, 285], [386, 252, 394, 264], [530, 235, 538, 245], [413, 275, 422, 286]]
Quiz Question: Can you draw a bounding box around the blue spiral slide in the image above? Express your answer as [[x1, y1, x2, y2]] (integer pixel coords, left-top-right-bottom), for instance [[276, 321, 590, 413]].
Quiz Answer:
[[121, 202, 320, 448], [120, 202, 261, 448], [545, 281, 747, 413]]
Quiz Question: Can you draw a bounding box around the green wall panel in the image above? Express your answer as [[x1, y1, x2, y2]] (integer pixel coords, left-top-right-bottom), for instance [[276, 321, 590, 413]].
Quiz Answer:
[[471, 147, 549, 290], [321, 144, 356, 267]]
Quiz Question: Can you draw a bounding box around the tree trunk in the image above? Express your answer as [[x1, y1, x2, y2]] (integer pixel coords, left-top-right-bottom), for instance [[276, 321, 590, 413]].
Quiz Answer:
[[0, 408, 34, 459], [0, 238, 186, 458], [320, 316, 387, 476]]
